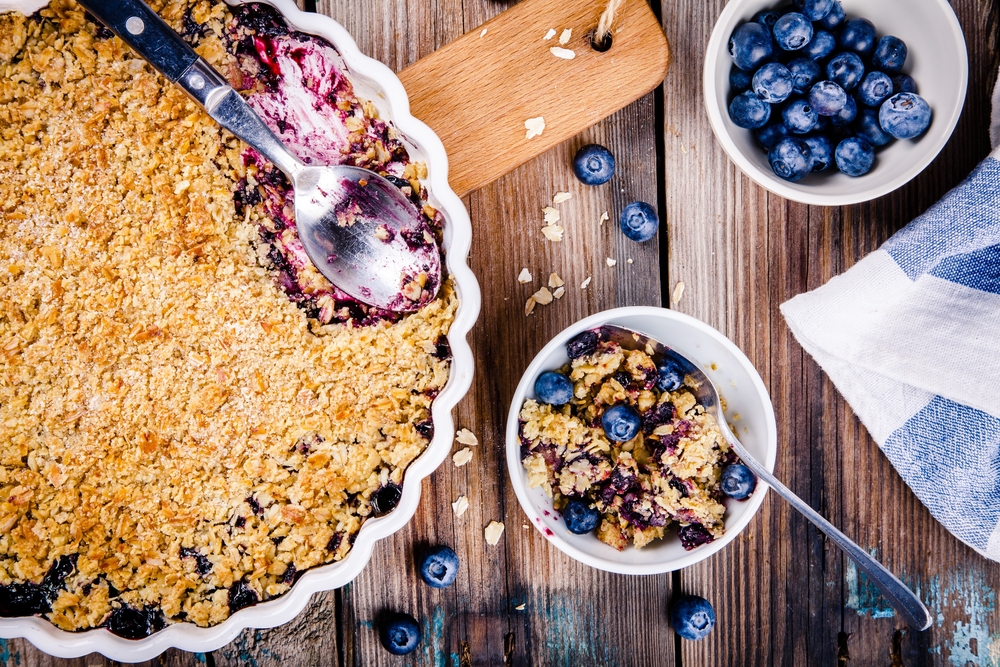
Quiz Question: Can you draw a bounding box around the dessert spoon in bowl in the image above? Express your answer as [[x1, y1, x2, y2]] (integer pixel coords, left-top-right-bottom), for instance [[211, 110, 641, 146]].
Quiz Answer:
[[78, 0, 441, 312], [601, 324, 933, 631]]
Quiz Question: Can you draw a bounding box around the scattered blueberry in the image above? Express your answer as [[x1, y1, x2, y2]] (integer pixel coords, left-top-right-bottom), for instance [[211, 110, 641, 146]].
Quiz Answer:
[[802, 30, 836, 61], [787, 57, 821, 94], [105, 605, 164, 640], [752, 63, 794, 103], [730, 65, 753, 92], [534, 371, 574, 406], [879, 92, 932, 139], [768, 137, 812, 181], [835, 136, 875, 176], [830, 94, 857, 126], [728, 90, 772, 129], [619, 201, 660, 243], [826, 52, 865, 90], [808, 80, 847, 116], [858, 71, 893, 107], [873, 35, 907, 73], [419, 545, 459, 588], [670, 595, 717, 641], [803, 135, 833, 171], [563, 498, 601, 534], [729, 22, 773, 71], [572, 144, 615, 186], [855, 107, 893, 147], [752, 10, 781, 30], [892, 73, 917, 94], [370, 482, 402, 517], [656, 360, 685, 392], [837, 18, 876, 56], [380, 613, 421, 655], [793, 0, 834, 22], [601, 403, 641, 442], [782, 98, 818, 134], [772, 12, 813, 51], [720, 463, 758, 499], [815, 0, 845, 30], [754, 121, 790, 150]]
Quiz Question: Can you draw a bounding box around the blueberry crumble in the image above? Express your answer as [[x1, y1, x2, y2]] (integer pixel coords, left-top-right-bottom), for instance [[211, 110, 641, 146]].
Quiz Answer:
[[0, 0, 455, 634], [519, 332, 735, 551]]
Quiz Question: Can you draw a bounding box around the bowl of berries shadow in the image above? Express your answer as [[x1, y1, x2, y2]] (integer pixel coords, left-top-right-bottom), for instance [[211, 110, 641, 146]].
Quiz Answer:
[[704, 0, 967, 206], [504, 307, 778, 575]]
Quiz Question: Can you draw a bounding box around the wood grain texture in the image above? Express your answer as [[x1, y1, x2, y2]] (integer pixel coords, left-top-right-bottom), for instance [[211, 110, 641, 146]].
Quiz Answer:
[[396, 0, 670, 197]]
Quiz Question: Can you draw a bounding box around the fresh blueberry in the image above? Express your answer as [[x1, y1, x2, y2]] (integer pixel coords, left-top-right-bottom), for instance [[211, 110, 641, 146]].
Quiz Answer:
[[601, 403, 641, 442], [855, 107, 893, 147], [768, 137, 812, 181], [808, 80, 847, 116], [837, 18, 876, 56], [873, 35, 907, 73], [419, 545, 459, 588], [720, 463, 757, 499], [380, 613, 421, 655], [772, 13, 813, 51], [803, 135, 833, 171], [835, 137, 875, 176], [752, 63, 793, 103], [802, 30, 836, 61], [858, 71, 893, 107], [752, 10, 781, 30], [826, 52, 865, 90], [792, 0, 834, 21], [572, 144, 615, 185], [787, 57, 821, 94], [656, 360, 685, 392], [782, 98, 818, 134], [728, 22, 773, 71], [830, 94, 857, 126], [879, 92, 932, 139], [618, 201, 659, 243], [892, 73, 917, 94], [670, 595, 716, 641], [730, 65, 753, 92], [534, 371, 573, 406], [815, 0, 845, 30], [563, 499, 601, 534], [754, 121, 790, 150], [728, 90, 772, 129]]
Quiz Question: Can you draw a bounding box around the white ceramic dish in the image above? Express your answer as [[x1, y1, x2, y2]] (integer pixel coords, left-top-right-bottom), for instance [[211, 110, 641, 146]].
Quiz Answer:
[[0, 0, 480, 661], [505, 307, 777, 575], [703, 0, 968, 206]]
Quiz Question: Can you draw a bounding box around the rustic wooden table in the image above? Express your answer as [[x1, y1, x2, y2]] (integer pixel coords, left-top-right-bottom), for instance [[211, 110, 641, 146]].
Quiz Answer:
[[6, 0, 1000, 664]]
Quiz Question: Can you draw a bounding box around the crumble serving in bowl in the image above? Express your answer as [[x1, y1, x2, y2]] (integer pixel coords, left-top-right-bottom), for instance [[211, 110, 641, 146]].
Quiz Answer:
[[0, 0, 460, 637]]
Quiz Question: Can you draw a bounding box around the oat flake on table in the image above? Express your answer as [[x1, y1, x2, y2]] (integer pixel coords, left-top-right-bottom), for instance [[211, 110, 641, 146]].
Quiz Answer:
[[452, 496, 470, 517], [544, 28, 557, 40], [455, 428, 478, 446], [533, 287, 554, 305], [552, 191, 572, 204], [607, 258, 618, 267], [548, 272, 564, 288], [550, 46, 575, 60], [525, 116, 546, 139], [542, 206, 561, 224], [485, 521, 506, 545], [453, 448, 474, 467], [541, 224, 564, 242], [517, 268, 533, 284], [559, 28, 572, 45], [580, 276, 592, 289]]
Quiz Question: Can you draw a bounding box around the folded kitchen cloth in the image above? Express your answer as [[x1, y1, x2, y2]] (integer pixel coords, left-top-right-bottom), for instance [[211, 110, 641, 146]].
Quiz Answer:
[[781, 75, 1000, 560]]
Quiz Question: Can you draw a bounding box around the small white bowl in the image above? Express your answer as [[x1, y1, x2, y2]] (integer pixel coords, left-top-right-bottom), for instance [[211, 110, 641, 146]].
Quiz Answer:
[[505, 307, 777, 575], [703, 0, 968, 206]]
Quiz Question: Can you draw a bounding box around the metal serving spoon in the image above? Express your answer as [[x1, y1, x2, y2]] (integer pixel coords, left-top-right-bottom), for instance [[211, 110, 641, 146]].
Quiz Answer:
[[601, 324, 933, 631], [79, 0, 440, 312]]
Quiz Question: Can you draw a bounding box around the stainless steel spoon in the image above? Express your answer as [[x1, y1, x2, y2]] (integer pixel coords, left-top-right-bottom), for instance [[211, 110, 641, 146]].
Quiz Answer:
[[79, 0, 441, 312], [601, 324, 933, 631]]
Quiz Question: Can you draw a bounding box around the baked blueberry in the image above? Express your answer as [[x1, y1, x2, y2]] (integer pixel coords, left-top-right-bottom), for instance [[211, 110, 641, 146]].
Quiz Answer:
[[419, 545, 459, 588], [728, 22, 773, 71], [380, 613, 421, 655], [837, 18, 876, 56], [678, 523, 715, 550], [752, 63, 794, 103], [835, 137, 875, 176], [873, 35, 907, 73], [793, 0, 834, 21], [752, 10, 781, 30], [228, 579, 259, 613], [601, 403, 641, 442], [573, 144, 616, 185], [879, 92, 932, 139], [826, 52, 865, 90], [563, 499, 601, 534], [815, 0, 845, 30], [728, 90, 772, 129], [787, 58, 821, 95], [803, 135, 833, 171], [754, 121, 791, 150], [566, 330, 599, 359], [720, 463, 757, 499], [106, 605, 164, 640], [772, 13, 813, 51], [858, 71, 894, 107], [730, 65, 753, 92], [371, 482, 402, 517], [808, 80, 847, 116], [855, 108, 893, 146], [535, 371, 574, 406], [656, 360, 685, 392], [782, 98, 819, 134], [830, 94, 857, 126], [619, 201, 660, 242], [670, 595, 716, 641], [892, 73, 917, 94], [768, 137, 812, 181]]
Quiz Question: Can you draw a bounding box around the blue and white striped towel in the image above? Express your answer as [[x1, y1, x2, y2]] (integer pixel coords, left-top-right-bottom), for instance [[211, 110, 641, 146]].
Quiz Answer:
[[780, 75, 1000, 560]]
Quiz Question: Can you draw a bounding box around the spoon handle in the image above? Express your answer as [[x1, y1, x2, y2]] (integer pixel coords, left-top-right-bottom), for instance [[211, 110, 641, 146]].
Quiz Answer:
[[727, 438, 933, 631], [77, 0, 303, 177]]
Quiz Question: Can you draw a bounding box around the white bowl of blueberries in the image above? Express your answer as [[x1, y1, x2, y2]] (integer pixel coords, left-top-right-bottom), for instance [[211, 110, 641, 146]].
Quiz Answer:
[[704, 0, 968, 206]]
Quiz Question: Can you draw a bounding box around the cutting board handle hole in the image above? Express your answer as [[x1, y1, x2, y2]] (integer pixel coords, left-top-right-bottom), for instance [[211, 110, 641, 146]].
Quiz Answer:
[[589, 29, 613, 53]]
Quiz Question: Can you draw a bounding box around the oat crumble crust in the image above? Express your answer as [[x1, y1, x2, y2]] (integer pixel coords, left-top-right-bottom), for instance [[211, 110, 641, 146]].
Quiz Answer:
[[0, 0, 455, 632]]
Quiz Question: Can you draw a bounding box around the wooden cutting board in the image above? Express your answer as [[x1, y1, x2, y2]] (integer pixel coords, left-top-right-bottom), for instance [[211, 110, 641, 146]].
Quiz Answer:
[[398, 0, 671, 198]]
